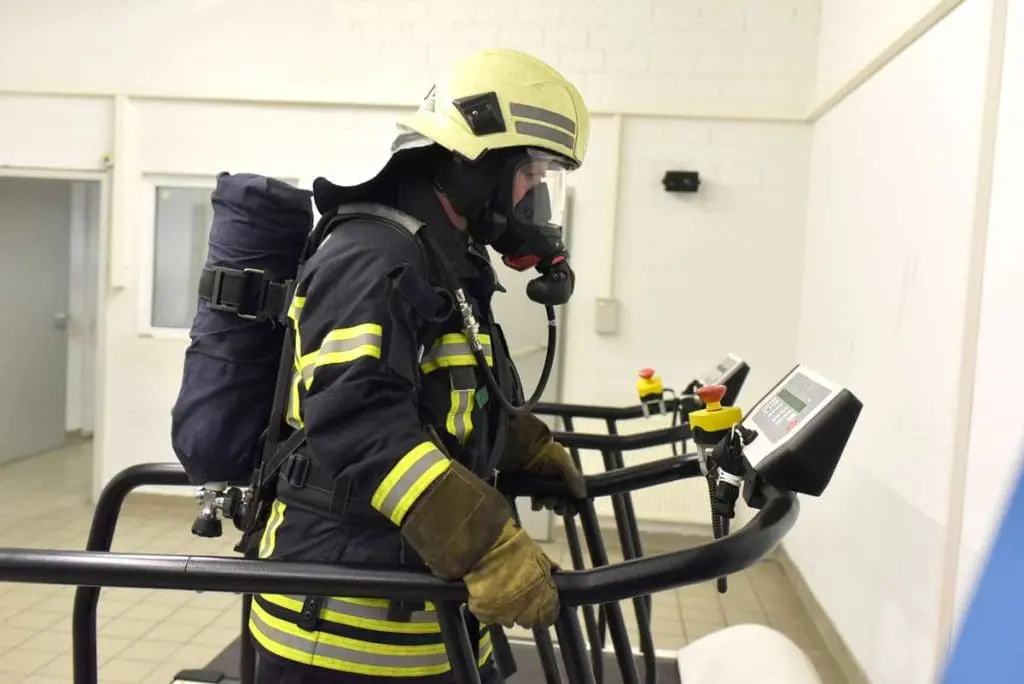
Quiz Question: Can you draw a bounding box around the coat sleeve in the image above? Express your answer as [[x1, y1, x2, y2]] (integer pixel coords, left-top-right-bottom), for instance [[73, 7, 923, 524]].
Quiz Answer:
[[292, 228, 453, 527]]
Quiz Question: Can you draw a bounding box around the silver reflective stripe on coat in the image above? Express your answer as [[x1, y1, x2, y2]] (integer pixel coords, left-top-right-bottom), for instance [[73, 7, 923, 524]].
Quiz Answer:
[[249, 604, 451, 671], [371, 442, 452, 525], [447, 367, 476, 444], [300, 328, 383, 387], [420, 333, 492, 372], [269, 595, 439, 624]]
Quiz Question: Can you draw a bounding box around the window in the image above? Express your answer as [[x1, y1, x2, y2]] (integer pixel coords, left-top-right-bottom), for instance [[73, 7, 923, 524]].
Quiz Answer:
[[150, 186, 214, 329]]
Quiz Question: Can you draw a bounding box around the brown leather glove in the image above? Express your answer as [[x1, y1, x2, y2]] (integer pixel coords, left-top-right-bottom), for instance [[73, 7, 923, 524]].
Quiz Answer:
[[462, 519, 559, 629], [500, 414, 586, 514], [397, 458, 560, 629]]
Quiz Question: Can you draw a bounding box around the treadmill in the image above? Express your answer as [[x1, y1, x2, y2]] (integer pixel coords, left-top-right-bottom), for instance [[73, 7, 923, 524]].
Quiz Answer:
[[0, 362, 860, 684]]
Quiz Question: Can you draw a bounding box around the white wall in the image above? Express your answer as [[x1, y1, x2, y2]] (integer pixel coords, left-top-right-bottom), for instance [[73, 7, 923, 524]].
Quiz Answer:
[[0, 0, 819, 523], [814, 0, 963, 106], [568, 118, 811, 523], [790, 0, 1005, 682], [0, 0, 817, 117], [953, 0, 1024, 641]]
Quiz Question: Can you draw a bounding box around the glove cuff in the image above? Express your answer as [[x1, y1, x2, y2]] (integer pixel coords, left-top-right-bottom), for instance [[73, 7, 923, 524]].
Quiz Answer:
[[498, 413, 553, 471], [399, 460, 513, 580]]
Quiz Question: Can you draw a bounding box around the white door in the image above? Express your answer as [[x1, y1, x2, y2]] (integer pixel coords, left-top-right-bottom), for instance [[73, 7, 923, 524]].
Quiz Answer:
[[0, 177, 73, 464], [489, 192, 575, 541]]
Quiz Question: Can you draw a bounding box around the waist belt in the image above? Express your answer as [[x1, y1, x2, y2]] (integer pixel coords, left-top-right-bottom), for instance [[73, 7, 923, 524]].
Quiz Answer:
[[276, 451, 499, 521], [274, 452, 361, 521]]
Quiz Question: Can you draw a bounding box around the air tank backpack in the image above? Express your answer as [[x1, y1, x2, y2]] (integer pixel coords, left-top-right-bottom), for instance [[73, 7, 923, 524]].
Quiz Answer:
[[169, 172, 448, 545], [170, 173, 314, 488]]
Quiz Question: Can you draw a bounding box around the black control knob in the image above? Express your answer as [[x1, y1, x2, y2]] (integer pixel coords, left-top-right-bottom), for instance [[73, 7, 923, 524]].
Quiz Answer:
[[191, 515, 223, 538]]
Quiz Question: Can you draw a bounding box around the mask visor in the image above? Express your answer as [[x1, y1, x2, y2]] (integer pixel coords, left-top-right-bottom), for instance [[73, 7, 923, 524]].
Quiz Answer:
[[511, 151, 569, 235]]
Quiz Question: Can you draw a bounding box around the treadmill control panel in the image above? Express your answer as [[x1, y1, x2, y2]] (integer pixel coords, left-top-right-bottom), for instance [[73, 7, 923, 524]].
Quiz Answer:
[[697, 353, 744, 387], [747, 373, 833, 456], [737, 364, 862, 497]]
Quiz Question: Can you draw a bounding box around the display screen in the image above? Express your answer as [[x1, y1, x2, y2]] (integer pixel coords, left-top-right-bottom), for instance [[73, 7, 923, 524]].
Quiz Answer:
[[748, 372, 832, 445], [777, 388, 807, 412]]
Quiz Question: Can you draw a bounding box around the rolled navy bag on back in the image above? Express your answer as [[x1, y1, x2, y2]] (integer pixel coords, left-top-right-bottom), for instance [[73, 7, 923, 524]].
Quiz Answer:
[[170, 172, 313, 486]]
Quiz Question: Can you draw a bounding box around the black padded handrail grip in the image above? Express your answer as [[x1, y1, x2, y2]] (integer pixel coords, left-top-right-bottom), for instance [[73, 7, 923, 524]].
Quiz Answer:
[[497, 455, 702, 499], [0, 489, 797, 606], [552, 424, 691, 451], [532, 395, 697, 421]]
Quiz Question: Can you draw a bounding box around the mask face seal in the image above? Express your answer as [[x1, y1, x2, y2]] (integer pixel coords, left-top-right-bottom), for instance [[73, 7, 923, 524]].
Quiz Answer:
[[475, 149, 576, 305]]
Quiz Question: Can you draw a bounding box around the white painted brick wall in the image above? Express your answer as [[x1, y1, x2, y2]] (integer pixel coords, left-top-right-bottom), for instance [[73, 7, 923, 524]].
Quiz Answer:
[[0, 0, 818, 117]]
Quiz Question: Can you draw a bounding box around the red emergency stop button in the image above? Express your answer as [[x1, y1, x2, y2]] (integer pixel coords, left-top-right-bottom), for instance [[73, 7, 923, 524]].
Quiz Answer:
[[639, 368, 655, 379], [697, 384, 727, 405]]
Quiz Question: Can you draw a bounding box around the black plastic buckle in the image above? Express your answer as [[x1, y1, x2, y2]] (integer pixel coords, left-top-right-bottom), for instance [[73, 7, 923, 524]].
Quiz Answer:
[[208, 267, 267, 320], [297, 596, 325, 631], [284, 454, 310, 488], [386, 601, 426, 623]]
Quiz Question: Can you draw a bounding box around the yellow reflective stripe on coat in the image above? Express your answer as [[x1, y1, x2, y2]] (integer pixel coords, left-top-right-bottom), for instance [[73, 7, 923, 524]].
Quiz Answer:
[[420, 333, 493, 373], [288, 296, 306, 382], [284, 295, 306, 429], [258, 500, 287, 559], [446, 367, 476, 444], [285, 371, 304, 429], [371, 442, 451, 525], [299, 323, 383, 389], [248, 599, 492, 677]]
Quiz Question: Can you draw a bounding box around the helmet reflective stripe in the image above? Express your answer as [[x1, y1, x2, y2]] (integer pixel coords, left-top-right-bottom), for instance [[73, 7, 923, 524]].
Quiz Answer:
[[509, 101, 579, 154], [510, 102, 577, 135], [513, 121, 575, 153]]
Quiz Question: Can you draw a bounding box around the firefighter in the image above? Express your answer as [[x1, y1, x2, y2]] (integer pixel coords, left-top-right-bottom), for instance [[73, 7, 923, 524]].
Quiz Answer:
[[249, 48, 591, 683]]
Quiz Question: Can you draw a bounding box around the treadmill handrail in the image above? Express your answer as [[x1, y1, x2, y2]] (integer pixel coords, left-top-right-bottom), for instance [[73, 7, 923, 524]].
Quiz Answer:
[[0, 488, 797, 606], [533, 395, 698, 421], [498, 454, 702, 499], [552, 424, 692, 451]]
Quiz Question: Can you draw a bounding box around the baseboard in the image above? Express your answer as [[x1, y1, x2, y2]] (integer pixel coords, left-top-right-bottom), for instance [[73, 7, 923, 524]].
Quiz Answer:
[[774, 544, 870, 684], [63, 430, 92, 446]]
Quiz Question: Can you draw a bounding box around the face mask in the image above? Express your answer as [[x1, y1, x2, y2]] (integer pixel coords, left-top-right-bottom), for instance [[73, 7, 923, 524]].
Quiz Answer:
[[473, 151, 576, 306]]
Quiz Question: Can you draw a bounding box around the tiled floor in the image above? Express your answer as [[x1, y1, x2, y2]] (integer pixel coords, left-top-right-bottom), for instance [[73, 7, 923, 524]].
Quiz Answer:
[[0, 441, 848, 683]]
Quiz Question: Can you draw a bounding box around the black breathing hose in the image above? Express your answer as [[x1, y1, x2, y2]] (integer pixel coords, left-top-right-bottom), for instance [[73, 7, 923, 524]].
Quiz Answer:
[[421, 227, 559, 417], [469, 303, 558, 415]]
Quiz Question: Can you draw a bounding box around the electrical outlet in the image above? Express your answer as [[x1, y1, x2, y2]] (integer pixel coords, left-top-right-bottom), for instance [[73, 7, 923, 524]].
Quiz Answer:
[[595, 298, 620, 335]]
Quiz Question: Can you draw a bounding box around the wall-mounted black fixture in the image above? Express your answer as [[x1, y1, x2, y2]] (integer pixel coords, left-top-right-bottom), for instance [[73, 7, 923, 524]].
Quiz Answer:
[[662, 170, 701, 193]]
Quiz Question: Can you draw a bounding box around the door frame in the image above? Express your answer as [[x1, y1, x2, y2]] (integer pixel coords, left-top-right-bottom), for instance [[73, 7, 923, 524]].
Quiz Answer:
[[0, 166, 111, 468]]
